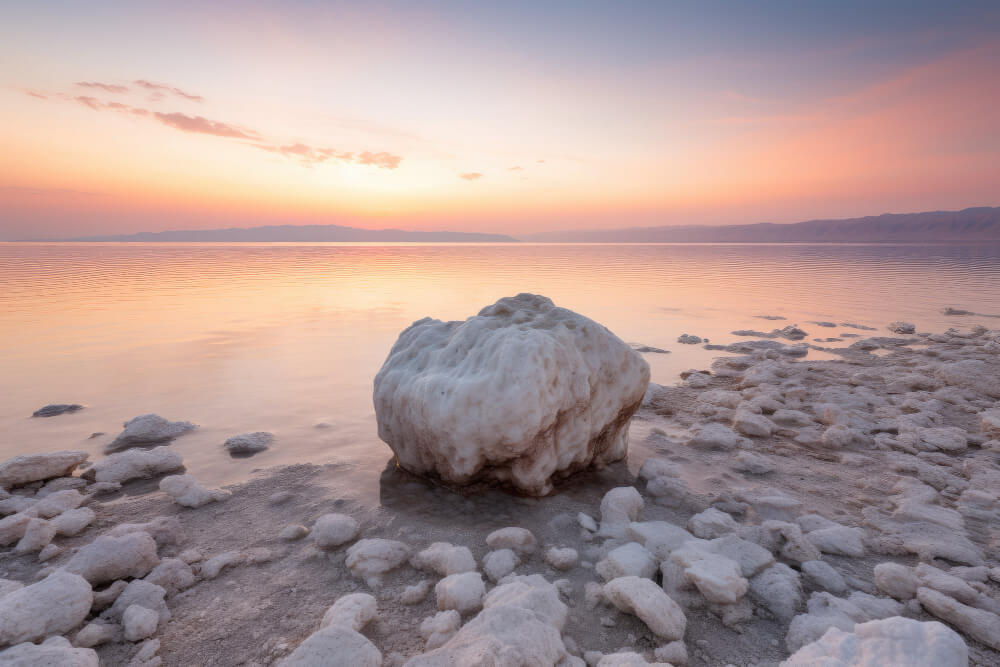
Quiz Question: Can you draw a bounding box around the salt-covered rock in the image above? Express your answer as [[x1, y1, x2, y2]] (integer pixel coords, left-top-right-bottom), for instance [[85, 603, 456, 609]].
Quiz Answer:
[[688, 508, 738, 539], [577, 512, 598, 532], [312, 513, 360, 548], [52, 506, 96, 536], [89, 447, 183, 485], [916, 586, 1000, 650], [669, 543, 748, 604], [981, 409, 1000, 438], [785, 591, 904, 652], [159, 474, 229, 507], [144, 558, 196, 596], [0, 514, 35, 546], [130, 638, 161, 667], [782, 616, 967, 667], [483, 574, 568, 629], [677, 334, 702, 344], [598, 487, 644, 538], [106, 516, 185, 549], [33, 489, 84, 518], [750, 563, 803, 621], [223, 431, 273, 454], [626, 521, 694, 560], [74, 620, 120, 648], [936, 359, 1000, 398], [688, 423, 747, 451], [545, 547, 578, 571], [654, 641, 688, 665], [321, 593, 377, 632], [420, 610, 461, 650], [705, 534, 774, 578], [123, 604, 159, 641], [0, 451, 88, 489], [801, 560, 847, 594], [596, 542, 656, 581], [436, 572, 485, 614], [14, 517, 56, 554], [732, 451, 776, 475], [401, 580, 433, 605], [280, 524, 309, 541], [0, 496, 34, 517], [596, 652, 658, 666], [483, 549, 520, 582], [91, 580, 128, 612], [280, 626, 381, 667], [38, 543, 63, 561], [373, 294, 650, 496], [733, 409, 775, 437], [0, 571, 93, 645], [104, 580, 170, 628], [806, 525, 865, 557], [0, 638, 98, 666], [345, 538, 410, 587], [412, 542, 477, 576], [199, 550, 243, 579], [486, 526, 537, 555], [107, 414, 196, 452], [603, 576, 686, 641], [762, 521, 823, 563], [915, 426, 967, 452], [65, 532, 160, 584]]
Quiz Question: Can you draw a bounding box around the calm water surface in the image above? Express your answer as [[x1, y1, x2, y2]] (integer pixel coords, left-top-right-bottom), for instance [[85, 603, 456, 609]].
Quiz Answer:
[[2, 242, 999, 490]]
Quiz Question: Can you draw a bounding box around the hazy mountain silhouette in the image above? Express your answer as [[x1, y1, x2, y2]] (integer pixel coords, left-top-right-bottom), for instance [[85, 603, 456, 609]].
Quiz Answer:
[[63, 224, 517, 243], [521, 207, 1000, 242]]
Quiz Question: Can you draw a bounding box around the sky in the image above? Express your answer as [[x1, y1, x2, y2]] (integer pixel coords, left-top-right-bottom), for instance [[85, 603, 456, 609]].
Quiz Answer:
[[1, 0, 999, 239]]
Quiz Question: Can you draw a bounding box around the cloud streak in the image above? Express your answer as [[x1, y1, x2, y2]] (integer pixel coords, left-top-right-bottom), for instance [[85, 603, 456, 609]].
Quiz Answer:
[[460, 172, 483, 181], [76, 81, 129, 94], [26, 82, 404, 171], [133, 80, 204, 102], [153, 112, 258, 139]]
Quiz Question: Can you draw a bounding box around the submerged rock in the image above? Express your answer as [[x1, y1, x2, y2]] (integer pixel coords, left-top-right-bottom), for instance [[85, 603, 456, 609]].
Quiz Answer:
[[32, 403, 84, 418], [224, 431, 273, 455], [106, 414, 197, 452], [373, 294, 650, 496]]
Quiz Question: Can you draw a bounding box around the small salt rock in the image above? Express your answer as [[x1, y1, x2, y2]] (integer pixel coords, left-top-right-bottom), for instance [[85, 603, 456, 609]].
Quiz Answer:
[[600, 615, 616, 627], [92, 580, 129, 612], [75, 620, 120, 647], [545, 547, 578, 571], [312, 513, 360, 548], [482, 549, 520, 582], [485, 527, 537, 556], [123, 604, 159, 641], [578, 513, 598, 532], [178, 549, 204, 564], [269, 491, 293, 505], [400, 580, 432, 605], [129, 638, 161, 667], [279, 524, 310, 541], [655, 641, 688, 665], [38, 543, 64, 562], [224, 431, 273, 455]]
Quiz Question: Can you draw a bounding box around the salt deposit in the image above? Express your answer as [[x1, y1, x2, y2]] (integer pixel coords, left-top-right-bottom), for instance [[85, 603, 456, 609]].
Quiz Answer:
[[373, 294, 650, 495]]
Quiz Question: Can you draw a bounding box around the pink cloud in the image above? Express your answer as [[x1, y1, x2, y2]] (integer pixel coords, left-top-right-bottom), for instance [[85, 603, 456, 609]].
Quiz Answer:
[[152, 112, 258, 139], [460, 172, 483, 181], [76, 81, 129, 94], [133, 80, 204, 103]]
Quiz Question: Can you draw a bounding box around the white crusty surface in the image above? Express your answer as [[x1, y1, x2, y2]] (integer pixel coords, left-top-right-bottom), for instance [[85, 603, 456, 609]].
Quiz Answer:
[[373, 293, 650, 495]]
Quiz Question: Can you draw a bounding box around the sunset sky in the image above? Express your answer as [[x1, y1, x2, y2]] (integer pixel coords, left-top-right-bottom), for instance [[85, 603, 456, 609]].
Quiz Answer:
[[2, 1, 999, 239]]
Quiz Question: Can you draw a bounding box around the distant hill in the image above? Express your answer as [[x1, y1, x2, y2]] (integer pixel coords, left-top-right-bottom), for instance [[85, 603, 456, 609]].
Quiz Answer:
[[63, 224, 517, 243], [521, 207, 1000, 242]]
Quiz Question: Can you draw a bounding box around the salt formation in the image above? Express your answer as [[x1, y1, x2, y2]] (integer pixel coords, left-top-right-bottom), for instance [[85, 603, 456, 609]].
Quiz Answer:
[[373, 293, 650, 495], [0, 450, 88, 488], [107, 413, 196, 452]]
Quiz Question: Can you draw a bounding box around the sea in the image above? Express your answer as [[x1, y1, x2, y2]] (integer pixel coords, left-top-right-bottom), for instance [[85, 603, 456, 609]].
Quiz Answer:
[[2, 242, 999, 492]]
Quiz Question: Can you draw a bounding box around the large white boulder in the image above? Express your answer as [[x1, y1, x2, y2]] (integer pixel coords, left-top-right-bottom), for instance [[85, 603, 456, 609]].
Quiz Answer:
[[0, 571, 93, 646], [373, 294, 650, 495], [782, 617, 968, 667]]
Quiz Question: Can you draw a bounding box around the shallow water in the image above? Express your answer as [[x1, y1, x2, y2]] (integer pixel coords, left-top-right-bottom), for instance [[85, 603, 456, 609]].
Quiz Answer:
[[2, 242, 999, 493]]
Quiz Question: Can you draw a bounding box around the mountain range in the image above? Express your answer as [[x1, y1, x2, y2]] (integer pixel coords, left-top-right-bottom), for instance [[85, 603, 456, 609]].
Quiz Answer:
[[54, 206, 1000, 243]]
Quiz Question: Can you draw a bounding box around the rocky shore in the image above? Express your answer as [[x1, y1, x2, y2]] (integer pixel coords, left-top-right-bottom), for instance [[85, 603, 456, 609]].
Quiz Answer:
[[1, 320, 998, 666]]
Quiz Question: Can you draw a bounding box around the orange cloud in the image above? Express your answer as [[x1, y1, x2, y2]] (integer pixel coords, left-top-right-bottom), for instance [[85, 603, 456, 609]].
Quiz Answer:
[[460, 172, 482, 180]]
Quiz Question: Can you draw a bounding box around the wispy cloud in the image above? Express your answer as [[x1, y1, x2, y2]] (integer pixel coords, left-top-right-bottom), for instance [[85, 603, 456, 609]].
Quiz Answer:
[[508, 166, 523, 171], [153, 112, 258, 139], [133, 80, 204, 102], [460, 172, 483, 181], [254, 143, 401, 169], [26, 82, 404, 171], [76, 81, 129, 94], [0, 185, 103, 197]]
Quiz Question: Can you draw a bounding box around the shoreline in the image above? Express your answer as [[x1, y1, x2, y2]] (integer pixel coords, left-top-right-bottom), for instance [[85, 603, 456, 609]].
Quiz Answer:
[[1, 323, 998, 665]]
